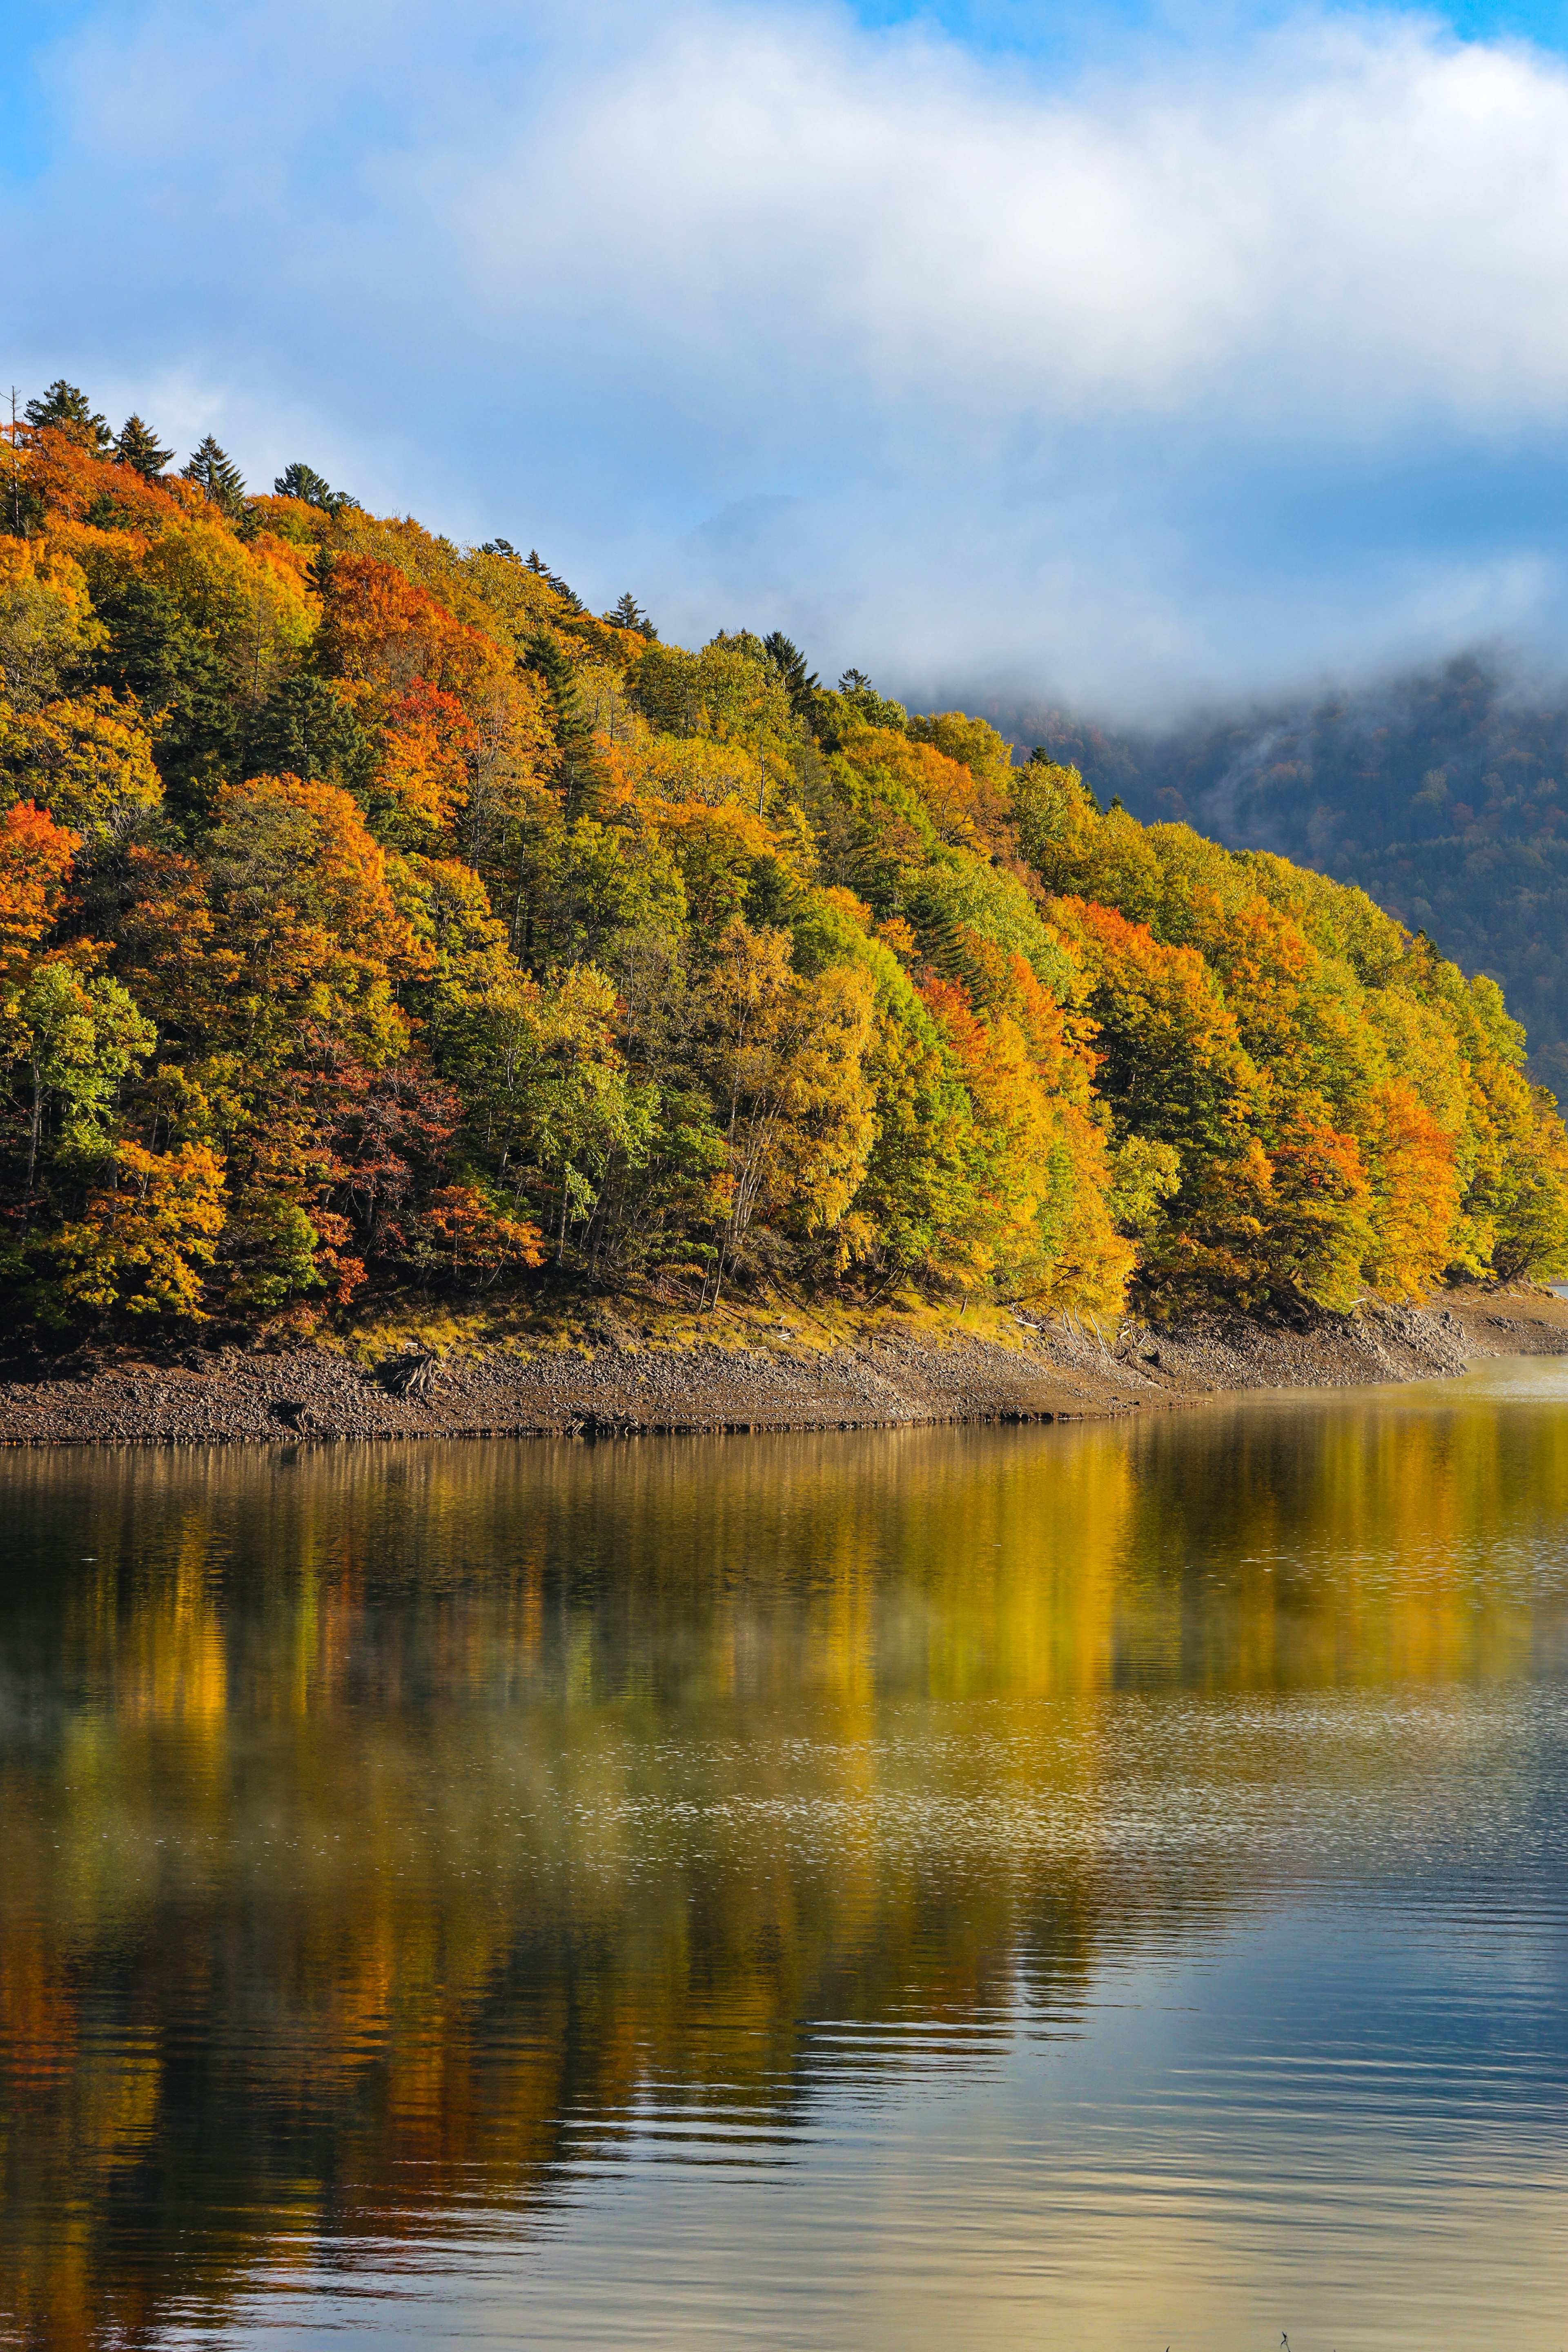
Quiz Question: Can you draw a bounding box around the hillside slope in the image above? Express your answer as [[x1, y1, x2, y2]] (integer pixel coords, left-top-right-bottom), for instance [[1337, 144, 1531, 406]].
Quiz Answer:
[[4, 385, 1567, 1342], [1015, 658, 1568, 1096]]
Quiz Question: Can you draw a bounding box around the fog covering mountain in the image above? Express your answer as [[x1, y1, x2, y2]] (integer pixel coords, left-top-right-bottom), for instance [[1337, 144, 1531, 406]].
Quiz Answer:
[[1003, 657, 1568, 1099]]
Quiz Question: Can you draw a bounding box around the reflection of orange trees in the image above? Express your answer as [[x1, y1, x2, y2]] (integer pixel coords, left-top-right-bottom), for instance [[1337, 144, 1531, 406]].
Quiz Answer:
[[2, 1411, 1566, 2339], [0, 1921, 163, 2349], [1112, 1402, 1556, 1691]]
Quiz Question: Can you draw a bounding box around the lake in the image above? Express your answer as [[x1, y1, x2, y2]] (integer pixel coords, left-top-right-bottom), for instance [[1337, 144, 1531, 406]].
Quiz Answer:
[[4, 1360, 1568, 2350]]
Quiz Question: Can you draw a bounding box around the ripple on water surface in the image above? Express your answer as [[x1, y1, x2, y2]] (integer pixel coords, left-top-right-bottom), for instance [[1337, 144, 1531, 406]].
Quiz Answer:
[[2, 1363, 1568, 2348]]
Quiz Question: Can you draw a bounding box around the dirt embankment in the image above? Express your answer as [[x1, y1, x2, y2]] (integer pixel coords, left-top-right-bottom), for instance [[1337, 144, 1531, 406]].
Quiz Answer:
[[2, 1284, 1565, 1448]]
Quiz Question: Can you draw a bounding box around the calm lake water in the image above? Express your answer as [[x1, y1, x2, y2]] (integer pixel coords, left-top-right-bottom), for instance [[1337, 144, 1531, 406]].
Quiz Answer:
[[4, 1362, 1568, 2350]]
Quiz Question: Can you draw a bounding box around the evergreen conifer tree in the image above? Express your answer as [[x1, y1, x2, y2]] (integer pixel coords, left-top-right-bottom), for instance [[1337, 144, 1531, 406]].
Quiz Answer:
[[25, 381, 111, 449], [525, 551, 584, 611], [525, 629, 610, 819], [273, 459, 357, 513], [762, 632, 819, 716], [183, 436, 246, 514], [274, 460, 331, 505], [836, 667, 908, 732], [114, 414, 174, 478], [608, 592, 657, 638]]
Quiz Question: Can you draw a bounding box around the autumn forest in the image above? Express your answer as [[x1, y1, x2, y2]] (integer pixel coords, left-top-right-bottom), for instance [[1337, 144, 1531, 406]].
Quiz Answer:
[[4, 379, 1567, 1340]]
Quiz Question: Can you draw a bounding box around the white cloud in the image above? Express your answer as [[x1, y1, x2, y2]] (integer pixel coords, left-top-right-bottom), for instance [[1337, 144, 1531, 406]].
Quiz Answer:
[[449, 7, 1568, 438], [12, 2, 1568, 710]]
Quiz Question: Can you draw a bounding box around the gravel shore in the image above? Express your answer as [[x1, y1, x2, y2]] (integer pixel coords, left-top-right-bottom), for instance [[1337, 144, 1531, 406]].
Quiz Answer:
[[3, 1284, 1564, 1447]]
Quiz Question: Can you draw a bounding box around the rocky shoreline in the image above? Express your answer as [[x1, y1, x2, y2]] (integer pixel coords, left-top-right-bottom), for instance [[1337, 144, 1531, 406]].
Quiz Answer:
[[2, 1283, 1566, 1448]]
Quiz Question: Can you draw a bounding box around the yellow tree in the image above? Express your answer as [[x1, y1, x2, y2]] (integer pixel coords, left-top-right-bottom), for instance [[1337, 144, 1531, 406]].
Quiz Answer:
[[702, 918, 875, 1302]]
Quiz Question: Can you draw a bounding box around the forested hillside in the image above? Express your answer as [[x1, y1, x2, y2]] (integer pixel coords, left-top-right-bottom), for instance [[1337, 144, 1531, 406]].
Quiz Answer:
[[1021, 659, 1568, 1100], [3, 382, 1566, 1339]]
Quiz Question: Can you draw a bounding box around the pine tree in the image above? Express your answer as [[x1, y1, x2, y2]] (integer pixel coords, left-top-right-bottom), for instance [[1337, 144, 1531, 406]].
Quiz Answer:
[[114, 414, 174, 479], [274, 460, 331, 505], [273, 459, 357, 513], [608, 592, 657, 638], [836, 667, 908, 733], [25, 380, 111, 450], [525, 551, 584, 612], [525, 629, 610, 820], [763, 632, 819, 716], [182, 435, 246, 514]]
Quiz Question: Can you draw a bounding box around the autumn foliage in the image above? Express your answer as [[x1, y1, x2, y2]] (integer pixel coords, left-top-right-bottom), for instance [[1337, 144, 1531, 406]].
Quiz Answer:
[[4, 386, 1568, 1330]]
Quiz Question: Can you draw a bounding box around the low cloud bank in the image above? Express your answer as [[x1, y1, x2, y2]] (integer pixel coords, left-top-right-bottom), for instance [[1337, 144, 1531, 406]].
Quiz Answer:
[[11, 1, 1568, 708]]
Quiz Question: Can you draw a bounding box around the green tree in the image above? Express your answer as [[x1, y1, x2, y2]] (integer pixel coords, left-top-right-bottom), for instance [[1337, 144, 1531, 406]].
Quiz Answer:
[[608, 592, 657, 637], [835, 669, 908, 732], [85, 572, 240, 814], [4, 961, 155, 1240], [243, 675, 372, 794], [524, 551, 584, 611], [113, 415, 174, 479], [182, 436, 246, 515], [24, 381, 111, 450], [274, 460, 357, 513], [450, 963, 651, 1265], [762, 633, 819, 717], [524, 630, 612, 820]]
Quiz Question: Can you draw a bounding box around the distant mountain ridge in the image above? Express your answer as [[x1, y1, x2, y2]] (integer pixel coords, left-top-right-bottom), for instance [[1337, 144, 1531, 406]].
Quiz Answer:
[[998, 657, 1568, 1097]]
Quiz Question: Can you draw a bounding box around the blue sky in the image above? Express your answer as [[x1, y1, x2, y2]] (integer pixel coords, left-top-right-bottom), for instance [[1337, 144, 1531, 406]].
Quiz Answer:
[[7, 0, 1568, 715], [851, 0, 1568, 54]]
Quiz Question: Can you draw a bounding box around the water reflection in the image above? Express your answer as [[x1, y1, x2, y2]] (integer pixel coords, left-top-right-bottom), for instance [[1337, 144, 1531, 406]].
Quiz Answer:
[[3, 1374, 1568, 2348]]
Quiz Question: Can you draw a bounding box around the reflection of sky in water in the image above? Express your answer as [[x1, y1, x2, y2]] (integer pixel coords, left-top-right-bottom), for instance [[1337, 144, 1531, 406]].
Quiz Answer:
[[494, 1920, 1568, 2352], [220, 1894, 1568, 2350], [5, 1363, 1568, 2348]]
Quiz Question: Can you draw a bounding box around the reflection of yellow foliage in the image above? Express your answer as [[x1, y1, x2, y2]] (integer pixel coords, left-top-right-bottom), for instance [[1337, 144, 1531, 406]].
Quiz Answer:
[[114, 1534, 230, 1726], [3, 1401, 1566, 2339], [0, 1924, 78, 2088]]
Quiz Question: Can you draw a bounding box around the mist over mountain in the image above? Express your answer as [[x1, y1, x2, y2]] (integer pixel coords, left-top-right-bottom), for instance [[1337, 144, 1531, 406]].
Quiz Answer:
[[993, 656, 1568, 1098]]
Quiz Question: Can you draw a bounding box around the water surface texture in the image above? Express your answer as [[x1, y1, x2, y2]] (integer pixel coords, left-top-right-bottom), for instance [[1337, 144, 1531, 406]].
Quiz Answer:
[[5, 1362, 1568, 2349]]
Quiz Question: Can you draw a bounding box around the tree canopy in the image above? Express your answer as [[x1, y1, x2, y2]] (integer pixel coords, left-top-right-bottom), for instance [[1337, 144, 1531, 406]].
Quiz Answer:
[[1027, 658, 1568, 1105], [3, 383, 1566, 1334]]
